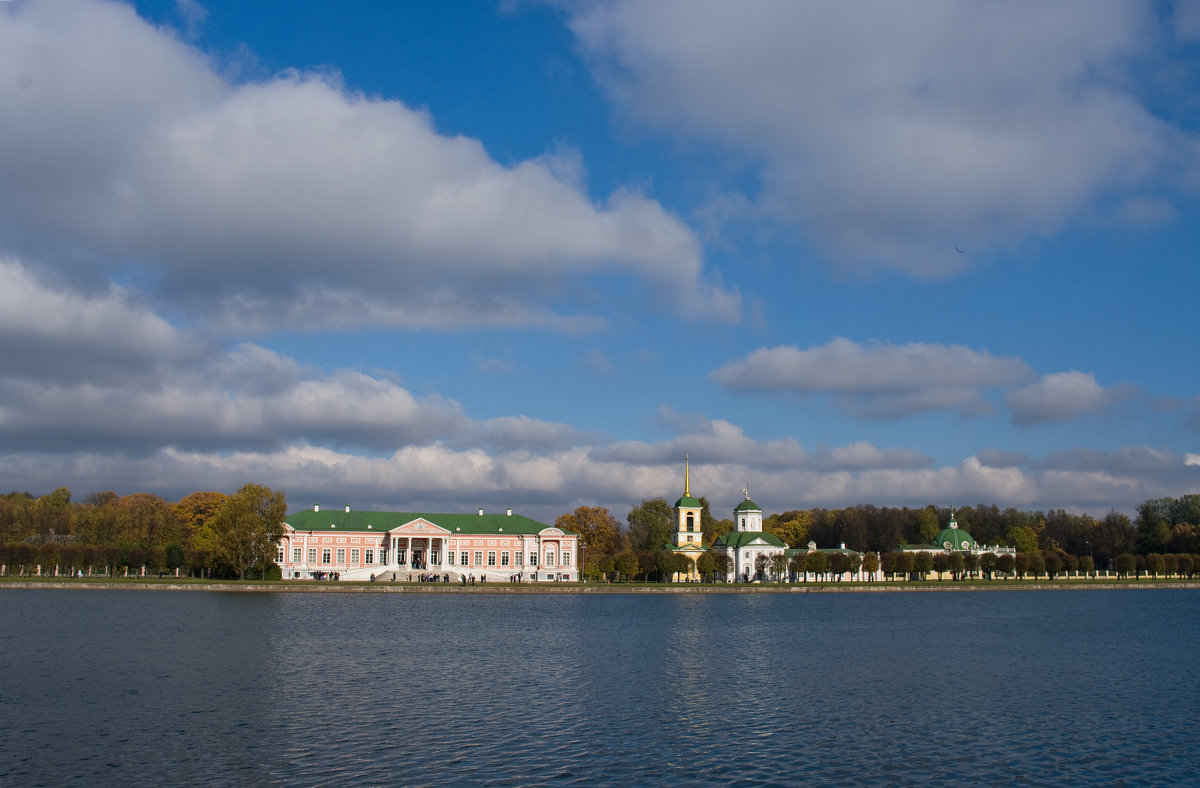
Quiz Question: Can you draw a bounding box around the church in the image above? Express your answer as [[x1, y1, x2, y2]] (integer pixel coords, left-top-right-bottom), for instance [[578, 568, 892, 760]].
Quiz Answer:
[[711, 486, 788, 582]]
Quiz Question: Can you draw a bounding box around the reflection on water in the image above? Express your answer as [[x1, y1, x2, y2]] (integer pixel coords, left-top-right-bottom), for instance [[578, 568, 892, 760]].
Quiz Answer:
[[2, 589, 1199, 786]]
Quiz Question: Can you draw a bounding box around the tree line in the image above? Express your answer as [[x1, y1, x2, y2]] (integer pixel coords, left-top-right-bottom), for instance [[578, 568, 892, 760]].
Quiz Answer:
[[556, 494, 1200, 582], [0, 484, 286, 580]]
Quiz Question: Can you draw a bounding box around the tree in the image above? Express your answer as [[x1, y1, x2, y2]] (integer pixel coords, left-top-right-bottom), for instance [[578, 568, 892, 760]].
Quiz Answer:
[[995, 553, 1015, 577], [627, 498, 674, 553], [556, 506, 623, 556], [1144, 553, 1165, 578], [696, 550, 717, 581], [1113, 553, 1136, 578], [754, 553, 769, 581], [1008, 526, 1040, 555], [613, 550, 639, 582], [1078, 555, 1095, 578], [1042, 551, 1062, 579], [769, 552, 789, 582], [805, 550, 828, 581], [979, 552, 998, 579], [946, 551, 965, 580], [711, 552, 731, 582], [915, 507, 939, 544], [205, 483, 286, 580], [861, 552, 879, 579], [828, 552, 851, 580], [1026, 551, 1045, 579], [932, 553, 949, 580], [172, 491, 227, 549], [911, 552, 933, 579], [770, 511, 812, 548]]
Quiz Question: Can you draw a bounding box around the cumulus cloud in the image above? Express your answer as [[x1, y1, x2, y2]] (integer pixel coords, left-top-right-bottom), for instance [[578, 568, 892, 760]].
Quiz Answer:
[[0, 0, 737, 329], [1006, 371, 1120, 426], [565, 0, 1198, 274], [711, 337, 1032, 417]]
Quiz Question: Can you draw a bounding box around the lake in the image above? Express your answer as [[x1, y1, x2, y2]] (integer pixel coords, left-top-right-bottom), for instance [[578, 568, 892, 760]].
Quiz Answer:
[[2, 588, 1198, 786]]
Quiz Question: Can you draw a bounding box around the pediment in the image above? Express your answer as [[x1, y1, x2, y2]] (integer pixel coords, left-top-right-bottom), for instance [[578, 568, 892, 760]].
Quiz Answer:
[[391, 518, 449, 535]]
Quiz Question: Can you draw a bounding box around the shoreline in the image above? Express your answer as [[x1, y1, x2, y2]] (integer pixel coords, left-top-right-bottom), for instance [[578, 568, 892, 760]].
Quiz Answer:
[[2, 579, 1198, 593]]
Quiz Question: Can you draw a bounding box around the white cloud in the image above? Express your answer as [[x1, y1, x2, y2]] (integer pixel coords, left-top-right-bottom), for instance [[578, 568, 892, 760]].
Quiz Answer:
[[1006, 371, 1116, 426], [711, 337, 1032, 417], [566, 0, 1197, 275], [0, 0, 737, 329]]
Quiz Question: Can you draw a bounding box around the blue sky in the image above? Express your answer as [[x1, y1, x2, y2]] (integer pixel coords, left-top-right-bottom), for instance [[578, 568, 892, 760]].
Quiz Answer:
[[1, 0, 1198, 523]]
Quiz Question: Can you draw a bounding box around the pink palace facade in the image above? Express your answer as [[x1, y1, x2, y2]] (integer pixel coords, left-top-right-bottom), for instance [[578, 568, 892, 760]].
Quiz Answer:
[[277, 505, 579, 582]]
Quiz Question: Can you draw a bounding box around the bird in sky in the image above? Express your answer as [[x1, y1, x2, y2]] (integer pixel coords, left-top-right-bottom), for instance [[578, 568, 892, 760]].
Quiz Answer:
[[955, 246, 965, 254]]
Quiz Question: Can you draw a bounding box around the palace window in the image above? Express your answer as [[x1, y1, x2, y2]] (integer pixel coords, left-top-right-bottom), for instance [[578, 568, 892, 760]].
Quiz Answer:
[[501, 552, 510, 566], [515, 552, 523, 566], [350, 549, 359, 565], [460, 551, 468, 565], [293, 548, 302, 563], [277, 548, 284, 563], [545, 551, 555, 566], [397, 548, 407, 564], [448, 552, 455, 565], [687, 513, 695, 531], [365, 549, 374, 564], [321, 549, 331, 564], [474, 551, 483, 567], [431, 551, 440, 564], [562, 552, 570, 566], [336, 548, 345, 564], [308, 548, 317, 564], [488, 551, 496, 566]]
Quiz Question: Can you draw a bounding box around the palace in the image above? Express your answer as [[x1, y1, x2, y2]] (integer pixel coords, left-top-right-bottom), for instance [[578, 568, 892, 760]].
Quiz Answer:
[[277, 505, 579, 582]]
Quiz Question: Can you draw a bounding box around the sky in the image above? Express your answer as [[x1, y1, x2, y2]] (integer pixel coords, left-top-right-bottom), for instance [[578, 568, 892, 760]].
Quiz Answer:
[[1, 0, 1198, 524]]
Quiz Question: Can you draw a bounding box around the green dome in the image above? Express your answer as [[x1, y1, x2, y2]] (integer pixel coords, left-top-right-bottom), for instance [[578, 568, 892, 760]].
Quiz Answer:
[[734, 499, 762, 512], [934, 525, 977, 551], [675, 495, 702, 508]]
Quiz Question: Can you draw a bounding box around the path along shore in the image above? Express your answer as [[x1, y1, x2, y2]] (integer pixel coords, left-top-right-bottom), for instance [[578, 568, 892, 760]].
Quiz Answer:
[[3, 579, 1198, 594]]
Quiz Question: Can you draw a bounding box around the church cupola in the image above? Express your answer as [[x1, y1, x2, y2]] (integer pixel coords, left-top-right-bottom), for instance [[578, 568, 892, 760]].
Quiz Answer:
[[733, 484, 763, 532]]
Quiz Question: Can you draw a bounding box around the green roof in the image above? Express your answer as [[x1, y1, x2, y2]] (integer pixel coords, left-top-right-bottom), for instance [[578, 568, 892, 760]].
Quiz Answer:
[[734, 499, 762, 512], [283, 509, 567, 535], [715, 531, 786, 548], [933, 526, 977, 551], [674, 495, 703, 508]]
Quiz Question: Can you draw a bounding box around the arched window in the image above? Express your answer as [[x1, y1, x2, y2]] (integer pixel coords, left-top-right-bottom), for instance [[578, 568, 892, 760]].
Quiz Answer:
[[686, 513, 695, 531]]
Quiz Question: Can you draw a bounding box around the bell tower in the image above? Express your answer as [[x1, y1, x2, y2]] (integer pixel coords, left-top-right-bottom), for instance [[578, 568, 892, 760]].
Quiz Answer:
[[673, 455, 704, 549]]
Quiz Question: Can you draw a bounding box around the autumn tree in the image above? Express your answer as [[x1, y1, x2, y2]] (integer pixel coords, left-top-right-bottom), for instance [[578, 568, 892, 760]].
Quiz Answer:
[[556, 506, 623, 557], [202, 483, 286, 580]]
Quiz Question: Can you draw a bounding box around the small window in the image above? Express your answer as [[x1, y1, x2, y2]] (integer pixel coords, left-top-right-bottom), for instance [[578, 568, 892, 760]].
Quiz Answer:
[[365, 549, 374, 564], [448, 552, 456, 565], [350, 548, 359, 565], [321, 549, 331, 564], [460, 551, 468, 566], [562, 552, 570, 566], [292, 548, 302, 563], [686, 513, 695, 531], [488, 551, 497, 566], [501, 552, 510, 566], [336, 548, 345, 564], [475, 551, 483, 567], [530, 552, 537, 566], [515, 551, 523, 566], [308, 548, 317, 564], [277, 548, 284, 563]]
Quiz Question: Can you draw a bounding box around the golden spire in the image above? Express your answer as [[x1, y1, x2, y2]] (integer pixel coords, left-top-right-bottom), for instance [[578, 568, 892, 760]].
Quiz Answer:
[[684, 454, 690, 497]]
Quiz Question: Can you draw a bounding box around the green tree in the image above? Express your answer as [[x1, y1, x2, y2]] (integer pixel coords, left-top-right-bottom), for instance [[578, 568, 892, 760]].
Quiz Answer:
[[947, 551, 965, 580], [627, 498, 674, 553], [1008, 525, 1040, 554], [1042, 551, 1062, 579], [915, 507, 939, 544], [979, 552, 998, 579], [1078, 555, 1095, 578], [804, 551, 828, 581], [696, 550, 717, 581], [1026, 551, 1045, 579], [1144, 553, 1166, 578], [995, 553, 1015, 577], [205, 483, 287, 580], [613, 550, 639, 581], [711, 552, 731, 582], [861, 552, 879, 578], [911, 552, 933, 579], [1113, 553, 1136, 578]]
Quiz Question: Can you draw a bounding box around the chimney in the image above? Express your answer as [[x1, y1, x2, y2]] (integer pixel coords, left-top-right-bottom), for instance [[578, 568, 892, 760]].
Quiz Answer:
[[506, 507, 512, 516], [478, 507, 484, 516], [345, 504, 350, 513], [314, 504, 320, 512]]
